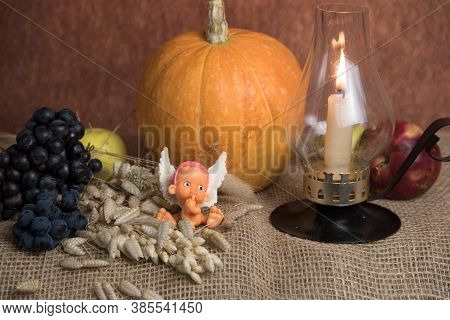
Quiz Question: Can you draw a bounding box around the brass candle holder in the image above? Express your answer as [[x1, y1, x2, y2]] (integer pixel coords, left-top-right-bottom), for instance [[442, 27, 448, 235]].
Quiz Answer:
[[303, 167, 369, 206]]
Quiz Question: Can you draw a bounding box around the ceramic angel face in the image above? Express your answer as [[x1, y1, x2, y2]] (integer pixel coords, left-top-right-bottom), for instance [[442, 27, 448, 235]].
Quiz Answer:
[[168, 163, 211, 203], [159, 147, 227, 208]]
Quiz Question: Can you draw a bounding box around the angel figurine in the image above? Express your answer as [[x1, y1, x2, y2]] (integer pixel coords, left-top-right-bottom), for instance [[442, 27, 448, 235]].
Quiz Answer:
[[156, 147, 227, 228]]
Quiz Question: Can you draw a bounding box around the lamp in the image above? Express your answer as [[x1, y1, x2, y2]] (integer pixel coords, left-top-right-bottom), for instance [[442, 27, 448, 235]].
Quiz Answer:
[[270, 4, 449, 243]]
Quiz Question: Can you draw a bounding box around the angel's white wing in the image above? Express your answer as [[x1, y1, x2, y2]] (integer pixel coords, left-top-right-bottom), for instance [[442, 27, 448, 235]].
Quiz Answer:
[[201, 152, 227, 208], [159, 147, 178, 205]]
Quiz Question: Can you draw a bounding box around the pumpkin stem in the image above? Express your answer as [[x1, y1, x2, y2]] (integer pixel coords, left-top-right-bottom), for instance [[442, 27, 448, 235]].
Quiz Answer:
[[206, 0, 229, 44]]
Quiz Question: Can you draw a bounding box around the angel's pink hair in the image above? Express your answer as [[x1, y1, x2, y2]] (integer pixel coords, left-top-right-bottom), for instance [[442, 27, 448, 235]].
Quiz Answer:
[[173, 161, 209, 186]]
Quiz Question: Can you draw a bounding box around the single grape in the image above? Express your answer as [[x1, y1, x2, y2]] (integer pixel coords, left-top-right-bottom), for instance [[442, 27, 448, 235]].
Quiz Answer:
[[80, 151, 91, 163], [33, 107, 55, 125], [11, 152, 30, 172], [65, 131, 78, 143], [45, 137, 65, 154], [0, 152, 10, 168], [38, 175, 57, 190], [60, 189, 80, 212], [63, 211, 79, 230], [69, 160, 86, 178], [29, 146, 48, 166], [75, 214, 88, 231], [30, 216, 51, 235], [22, 170, 39, 189], [64, 209, 87, 231], [49, 119, 69, 138], [69, 142, 85, 158], [25, 119, 37, 130], [57, 163, 70, 179], [88, 159, 102, 173], [34, 234, 53, 250], [5, 166, 22, 182], [18, 209, 36, 228], [56, 108, 76, 123], [24, 187, 40, 203], [68, 121, 85, 140], [50, 219, 69, 239], [47, 154, 63, 172], [34, 125, 53, 146], [16, 130, 36, 152], [19, 231, 34, 250], [2, 181, 19, 198], [48, 205, 62, 220], [35, 199, 52, 217], [6, 145, 20, 157]]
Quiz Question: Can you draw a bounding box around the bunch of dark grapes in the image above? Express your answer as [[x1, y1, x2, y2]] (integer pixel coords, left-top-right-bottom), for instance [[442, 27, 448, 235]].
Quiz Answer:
[[0, 107, 102, 251], [13, 190, 87, 250]]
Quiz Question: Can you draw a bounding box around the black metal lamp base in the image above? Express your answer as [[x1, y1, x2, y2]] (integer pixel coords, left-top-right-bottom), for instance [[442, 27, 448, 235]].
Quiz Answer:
[[270, 200, 401, 243]]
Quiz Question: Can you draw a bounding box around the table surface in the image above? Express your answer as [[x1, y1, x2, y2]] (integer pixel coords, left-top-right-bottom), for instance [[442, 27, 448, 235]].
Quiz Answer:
[[0, 132, 448, 300]]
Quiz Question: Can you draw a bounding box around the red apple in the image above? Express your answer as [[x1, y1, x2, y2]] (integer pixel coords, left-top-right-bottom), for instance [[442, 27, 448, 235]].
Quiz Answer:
[[370, 121, 441, 200]]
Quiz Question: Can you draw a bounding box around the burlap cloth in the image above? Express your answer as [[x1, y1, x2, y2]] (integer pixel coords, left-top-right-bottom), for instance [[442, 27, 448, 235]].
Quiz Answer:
[[1, 133, 448, 300]]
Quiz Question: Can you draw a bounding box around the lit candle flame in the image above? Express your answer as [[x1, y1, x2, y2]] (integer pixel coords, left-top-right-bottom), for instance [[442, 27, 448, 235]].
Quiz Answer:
[[336, 48, 347, 91], [331, 31, 345, 50]]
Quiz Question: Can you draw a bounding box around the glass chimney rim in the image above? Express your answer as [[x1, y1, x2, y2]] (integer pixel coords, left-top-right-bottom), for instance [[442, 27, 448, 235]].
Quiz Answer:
[[317, 3, 369, 14]]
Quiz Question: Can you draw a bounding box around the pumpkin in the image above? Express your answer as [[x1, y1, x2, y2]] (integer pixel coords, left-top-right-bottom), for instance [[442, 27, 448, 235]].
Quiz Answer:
[[136, 0, 302, 190]]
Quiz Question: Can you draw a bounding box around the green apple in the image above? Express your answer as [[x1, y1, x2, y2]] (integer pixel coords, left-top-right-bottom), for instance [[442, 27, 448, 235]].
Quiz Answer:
[[351, 124, 365, 151], [81, 128, 127, 180]]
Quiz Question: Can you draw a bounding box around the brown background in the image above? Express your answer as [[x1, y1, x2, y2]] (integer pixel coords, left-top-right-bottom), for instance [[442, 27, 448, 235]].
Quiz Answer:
[[0, 0, 449, 154]]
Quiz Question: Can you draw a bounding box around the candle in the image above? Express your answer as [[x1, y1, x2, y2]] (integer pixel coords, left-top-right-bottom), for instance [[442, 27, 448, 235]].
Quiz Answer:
[[324, 37, 353, 174]]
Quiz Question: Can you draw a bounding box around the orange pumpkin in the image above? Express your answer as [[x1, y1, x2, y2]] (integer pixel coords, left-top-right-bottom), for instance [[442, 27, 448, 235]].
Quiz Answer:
[[136, 0, 302, 190]]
